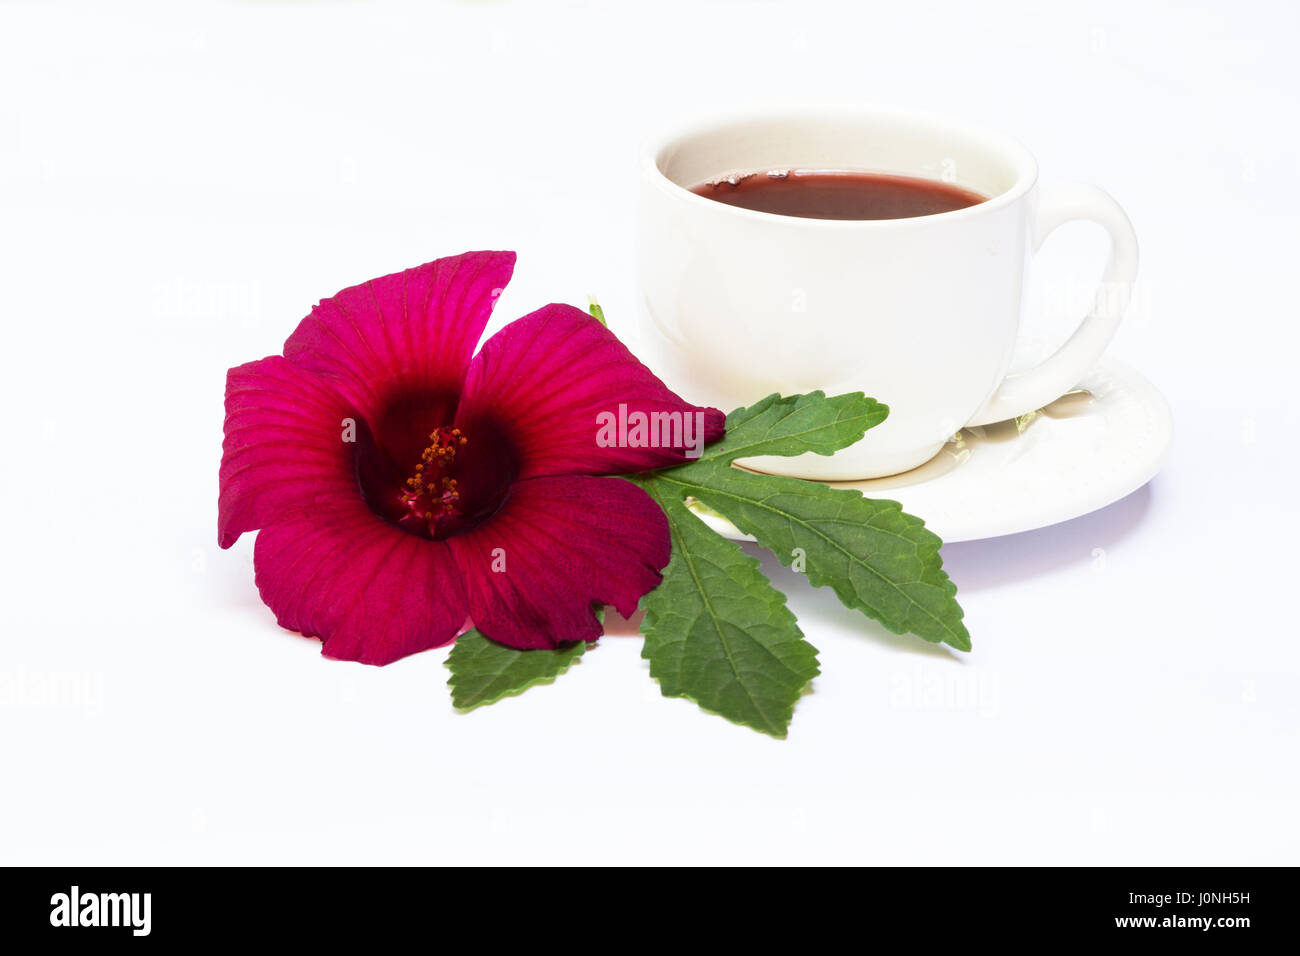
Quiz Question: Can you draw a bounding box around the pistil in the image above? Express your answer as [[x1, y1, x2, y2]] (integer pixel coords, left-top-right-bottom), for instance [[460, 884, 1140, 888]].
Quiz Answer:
[[399, 426, 468, 536]]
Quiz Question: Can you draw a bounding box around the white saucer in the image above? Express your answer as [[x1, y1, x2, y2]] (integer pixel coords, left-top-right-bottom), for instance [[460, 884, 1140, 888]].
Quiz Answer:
[[689, 357, 1173, 543]]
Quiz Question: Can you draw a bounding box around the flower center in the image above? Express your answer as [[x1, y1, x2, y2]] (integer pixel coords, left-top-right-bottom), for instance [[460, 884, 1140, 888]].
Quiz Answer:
[[398, 426, 468, 538], [352, 391, 519, 542]]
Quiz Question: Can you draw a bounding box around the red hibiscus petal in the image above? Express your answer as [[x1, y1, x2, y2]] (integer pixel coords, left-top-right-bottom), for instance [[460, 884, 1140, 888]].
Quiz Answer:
[[455, 303, 724, 479], [283, 251, 515, 422], [448, 475, 669, 649], [254, 503, 467, 666], [219, 355, 356, 549]]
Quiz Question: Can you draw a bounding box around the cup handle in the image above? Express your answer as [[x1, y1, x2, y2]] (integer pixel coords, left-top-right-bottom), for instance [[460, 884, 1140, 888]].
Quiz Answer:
[[966, 182, 1139, 426]]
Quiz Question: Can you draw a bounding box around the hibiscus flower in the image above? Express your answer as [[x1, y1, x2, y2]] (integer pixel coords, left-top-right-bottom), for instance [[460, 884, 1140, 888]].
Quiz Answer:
[[219, 251, 723, 664]]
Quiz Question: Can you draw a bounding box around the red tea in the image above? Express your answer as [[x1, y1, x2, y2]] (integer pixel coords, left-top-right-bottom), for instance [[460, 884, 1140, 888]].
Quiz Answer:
[[690, 169, 986, 220]]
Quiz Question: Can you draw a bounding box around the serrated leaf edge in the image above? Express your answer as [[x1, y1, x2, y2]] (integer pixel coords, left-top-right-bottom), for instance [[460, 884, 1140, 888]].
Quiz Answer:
[[657, 466, 971, 652], [445, 634, 588, 712], [699, 390, 889, 464], [638, 478, 819, 738]]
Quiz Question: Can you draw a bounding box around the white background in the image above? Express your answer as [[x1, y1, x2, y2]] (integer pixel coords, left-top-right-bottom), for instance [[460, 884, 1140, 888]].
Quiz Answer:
[[2, 0, 1297, 865]]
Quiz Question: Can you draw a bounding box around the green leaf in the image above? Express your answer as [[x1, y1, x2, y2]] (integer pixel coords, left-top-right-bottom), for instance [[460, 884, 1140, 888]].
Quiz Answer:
[[632, 477, 819, 737], [698, 391, 888, 464], [587, 297, 607, 326], [446, 630, 587, 711], [659, 461, 970, 651]]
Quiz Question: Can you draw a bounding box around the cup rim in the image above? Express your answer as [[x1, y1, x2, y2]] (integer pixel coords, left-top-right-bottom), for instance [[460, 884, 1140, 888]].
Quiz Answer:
[[640, 104, 1039, 229]]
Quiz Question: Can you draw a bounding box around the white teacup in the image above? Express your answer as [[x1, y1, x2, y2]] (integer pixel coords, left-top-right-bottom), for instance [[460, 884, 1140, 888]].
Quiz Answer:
[[633, 105, 1138, 480]]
